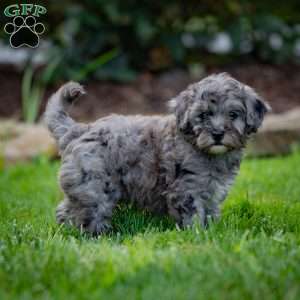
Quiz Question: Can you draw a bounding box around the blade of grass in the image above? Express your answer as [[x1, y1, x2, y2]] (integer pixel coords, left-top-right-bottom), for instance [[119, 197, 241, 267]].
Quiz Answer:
[[21, 67, 33, 123], [73, 47, 119, 81]]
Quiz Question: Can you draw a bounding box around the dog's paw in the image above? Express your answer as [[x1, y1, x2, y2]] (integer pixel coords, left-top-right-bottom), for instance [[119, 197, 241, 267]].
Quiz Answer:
[[82, 219, 111, 237], [61, 81, 86, 104]]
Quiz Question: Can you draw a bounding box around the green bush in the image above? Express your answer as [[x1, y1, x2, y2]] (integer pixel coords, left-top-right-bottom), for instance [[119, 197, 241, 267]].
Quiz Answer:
[[2, 0, 300, 81]]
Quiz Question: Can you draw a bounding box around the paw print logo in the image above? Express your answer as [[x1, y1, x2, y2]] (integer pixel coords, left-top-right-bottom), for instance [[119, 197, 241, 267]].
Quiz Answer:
[[4, 16, 45, 48]]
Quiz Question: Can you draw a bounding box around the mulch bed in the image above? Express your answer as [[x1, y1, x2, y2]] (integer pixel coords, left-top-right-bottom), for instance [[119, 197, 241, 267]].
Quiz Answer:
[[1, 63, 300, 122]]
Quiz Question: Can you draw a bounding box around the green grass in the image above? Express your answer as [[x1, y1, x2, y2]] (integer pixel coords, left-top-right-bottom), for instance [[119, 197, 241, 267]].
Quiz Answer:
[[1, 153, 300, 300]]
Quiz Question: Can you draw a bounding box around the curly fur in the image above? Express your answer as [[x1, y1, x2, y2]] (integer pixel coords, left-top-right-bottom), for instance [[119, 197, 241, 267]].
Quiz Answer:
[[44, 73, 270, 235]]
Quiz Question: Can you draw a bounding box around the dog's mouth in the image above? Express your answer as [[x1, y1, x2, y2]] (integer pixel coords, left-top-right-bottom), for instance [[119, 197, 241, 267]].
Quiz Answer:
[[196, 135, 228, 154], [207, 144, 228, 155], [214, 141, 223, 146], [196, 132, 240, 155]]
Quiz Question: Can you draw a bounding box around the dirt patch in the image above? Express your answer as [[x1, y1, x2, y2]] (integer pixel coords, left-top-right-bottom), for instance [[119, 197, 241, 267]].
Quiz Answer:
[[0, 63, 300, 122]]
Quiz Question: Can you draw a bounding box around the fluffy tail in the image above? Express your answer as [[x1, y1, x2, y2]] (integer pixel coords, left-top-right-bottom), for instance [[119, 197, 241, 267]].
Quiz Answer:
[[44, 81, 86, 142]]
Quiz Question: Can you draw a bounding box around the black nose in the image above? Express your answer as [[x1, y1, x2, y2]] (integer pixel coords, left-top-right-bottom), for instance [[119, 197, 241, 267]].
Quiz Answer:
[[212, 131, 224, 142]]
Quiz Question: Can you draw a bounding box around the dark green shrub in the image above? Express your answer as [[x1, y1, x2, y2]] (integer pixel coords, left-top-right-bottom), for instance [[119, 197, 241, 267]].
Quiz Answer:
[[2, 0, 300, 81]]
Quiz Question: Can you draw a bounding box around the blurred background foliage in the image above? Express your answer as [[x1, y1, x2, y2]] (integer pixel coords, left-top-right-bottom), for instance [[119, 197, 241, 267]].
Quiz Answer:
[[1, 0, 300, 83]]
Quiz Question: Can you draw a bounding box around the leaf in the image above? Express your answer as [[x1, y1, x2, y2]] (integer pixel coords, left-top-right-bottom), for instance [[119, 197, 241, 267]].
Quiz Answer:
[[73, 48, 120, 81], [21, 66, 45, 123]]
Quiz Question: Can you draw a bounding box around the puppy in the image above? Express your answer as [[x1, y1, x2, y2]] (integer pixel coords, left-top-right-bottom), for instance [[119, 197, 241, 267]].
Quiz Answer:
[[45, 73, 270, 235]]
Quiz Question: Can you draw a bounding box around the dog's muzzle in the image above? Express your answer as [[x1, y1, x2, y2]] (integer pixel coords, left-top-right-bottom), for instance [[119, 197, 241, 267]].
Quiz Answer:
[[207, 130, 228, 154], [208, 145, 228, 155]]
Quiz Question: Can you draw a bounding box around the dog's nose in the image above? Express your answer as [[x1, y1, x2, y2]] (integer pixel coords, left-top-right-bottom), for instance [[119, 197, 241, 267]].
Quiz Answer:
[[212, 131, 224, 142]]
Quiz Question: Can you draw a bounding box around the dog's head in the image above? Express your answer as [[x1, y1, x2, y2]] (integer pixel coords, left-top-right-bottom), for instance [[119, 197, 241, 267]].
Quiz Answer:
[[169, 73, 271, 155]]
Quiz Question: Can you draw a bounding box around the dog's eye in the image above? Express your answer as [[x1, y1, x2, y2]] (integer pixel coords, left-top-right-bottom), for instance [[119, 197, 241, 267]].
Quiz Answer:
[[198, 111, 213, 120], [197, 112, 206, 120], [229, 111, 239, 120]]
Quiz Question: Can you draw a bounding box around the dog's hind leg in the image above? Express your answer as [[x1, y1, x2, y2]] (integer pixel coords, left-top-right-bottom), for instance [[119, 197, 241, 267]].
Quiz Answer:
[[56, 193, 117, 236], [58, 155, 121, 236]]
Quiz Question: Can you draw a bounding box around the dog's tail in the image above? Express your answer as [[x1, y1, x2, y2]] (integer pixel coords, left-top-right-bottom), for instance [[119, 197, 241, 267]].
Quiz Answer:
[[44, 81, 86, 142]]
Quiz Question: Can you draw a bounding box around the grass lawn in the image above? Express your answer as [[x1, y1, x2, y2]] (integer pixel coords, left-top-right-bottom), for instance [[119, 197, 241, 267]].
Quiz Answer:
[[1, 152, 300, 300]]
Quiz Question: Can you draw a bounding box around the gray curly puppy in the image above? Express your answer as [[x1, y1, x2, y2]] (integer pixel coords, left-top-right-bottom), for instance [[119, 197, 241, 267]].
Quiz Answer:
[[44, 73, 270, 235]]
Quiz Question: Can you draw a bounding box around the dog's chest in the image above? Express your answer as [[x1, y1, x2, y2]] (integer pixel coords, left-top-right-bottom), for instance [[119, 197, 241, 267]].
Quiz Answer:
[[204, 156, 240, 204], [207, 171, 234, 204]]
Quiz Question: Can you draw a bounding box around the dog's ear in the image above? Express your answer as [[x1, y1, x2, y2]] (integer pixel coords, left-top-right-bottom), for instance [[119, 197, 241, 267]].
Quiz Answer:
[[244, 86, 271, 134], [168, 86, 194, 134]]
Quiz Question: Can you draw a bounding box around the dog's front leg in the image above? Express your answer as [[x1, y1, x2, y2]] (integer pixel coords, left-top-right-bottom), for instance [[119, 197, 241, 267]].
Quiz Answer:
[[167, 183, 212, 228]]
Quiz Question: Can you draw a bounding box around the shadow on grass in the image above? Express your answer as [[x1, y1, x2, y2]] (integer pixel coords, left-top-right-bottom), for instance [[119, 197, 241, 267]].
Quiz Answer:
[[112, 204, 175, 236], [57, 204, 176, 241], [55, 198, 300, 242]]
